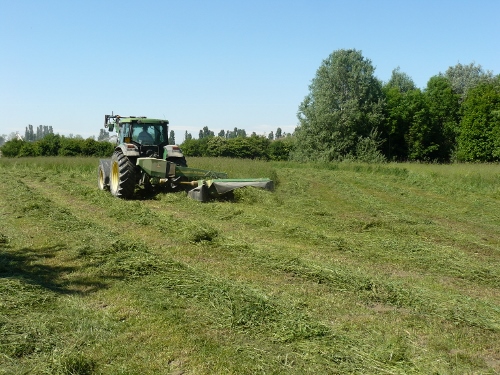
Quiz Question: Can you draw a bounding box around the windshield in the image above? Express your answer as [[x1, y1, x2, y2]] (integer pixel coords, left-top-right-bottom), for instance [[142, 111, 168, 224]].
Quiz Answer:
[[131, 123, 168, 145]]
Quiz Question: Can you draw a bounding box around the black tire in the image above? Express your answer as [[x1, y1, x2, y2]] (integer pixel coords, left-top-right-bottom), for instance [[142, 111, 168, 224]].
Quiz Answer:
[[97, 159, 110, 191], [109, 151, 136, 199]]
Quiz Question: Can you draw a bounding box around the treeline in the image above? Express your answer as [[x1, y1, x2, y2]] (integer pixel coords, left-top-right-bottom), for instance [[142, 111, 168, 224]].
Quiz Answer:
[[3, 50, 499, 163], [185, 126, 289, 141], [182, 51, 499, 163], [0, 134, 114, 157], [293, 49, 500, 163]]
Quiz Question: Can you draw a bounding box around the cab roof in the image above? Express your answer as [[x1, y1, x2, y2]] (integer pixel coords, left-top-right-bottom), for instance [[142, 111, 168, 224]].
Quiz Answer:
[[118, 116, 168, 124]]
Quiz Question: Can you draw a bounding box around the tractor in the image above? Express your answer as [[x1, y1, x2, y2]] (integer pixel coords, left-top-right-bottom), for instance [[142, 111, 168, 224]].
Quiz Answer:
[[97, 114, 273, 200]]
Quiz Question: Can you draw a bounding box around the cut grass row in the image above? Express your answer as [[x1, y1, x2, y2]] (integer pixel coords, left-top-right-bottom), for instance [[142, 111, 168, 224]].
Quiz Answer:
[[0, 157, 499, 374]]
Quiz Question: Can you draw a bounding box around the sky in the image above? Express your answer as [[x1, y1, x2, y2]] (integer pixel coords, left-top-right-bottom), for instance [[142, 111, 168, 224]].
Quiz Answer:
[[1, 0, 499, 142]]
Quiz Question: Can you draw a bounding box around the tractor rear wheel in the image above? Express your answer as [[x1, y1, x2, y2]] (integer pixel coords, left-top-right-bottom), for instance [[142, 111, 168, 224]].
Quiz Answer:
[[109, 151, 136, 199]]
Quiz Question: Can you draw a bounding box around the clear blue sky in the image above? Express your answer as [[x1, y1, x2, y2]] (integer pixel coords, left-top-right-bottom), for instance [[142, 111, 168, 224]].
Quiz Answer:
[[1, 0, 499, 142]]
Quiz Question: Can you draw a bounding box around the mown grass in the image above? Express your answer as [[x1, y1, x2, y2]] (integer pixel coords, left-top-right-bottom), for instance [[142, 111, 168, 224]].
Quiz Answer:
[[0, 157, 499, 374]]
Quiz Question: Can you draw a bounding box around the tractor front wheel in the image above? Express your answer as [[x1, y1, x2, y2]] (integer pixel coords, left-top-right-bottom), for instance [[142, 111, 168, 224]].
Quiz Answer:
[[109, 151, 136, 199]]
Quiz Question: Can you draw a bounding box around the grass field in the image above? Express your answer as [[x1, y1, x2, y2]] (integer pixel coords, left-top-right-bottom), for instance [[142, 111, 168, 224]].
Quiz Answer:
[[0, 157, 499, 374]]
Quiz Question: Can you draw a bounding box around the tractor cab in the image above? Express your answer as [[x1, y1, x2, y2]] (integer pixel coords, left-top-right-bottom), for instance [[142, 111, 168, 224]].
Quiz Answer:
[[104, 114, 187, 166]]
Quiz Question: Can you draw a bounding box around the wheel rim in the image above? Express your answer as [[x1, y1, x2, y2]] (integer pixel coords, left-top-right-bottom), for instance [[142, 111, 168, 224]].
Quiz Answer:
[[98, 167, 105, 190], [110, 161, 119, 193]]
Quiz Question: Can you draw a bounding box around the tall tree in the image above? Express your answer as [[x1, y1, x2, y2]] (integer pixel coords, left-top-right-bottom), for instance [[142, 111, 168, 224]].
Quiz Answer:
[[198, 126, 214, 139], [457, 77, 500, 161], [275, 127, 282, 139], [98, 129, 110, 141], [386, 67, 417, 92], [424, 76, 460, 161], [381, 68, 419, 160], [294, 49, 384, 161], [444, 62, 494, 102], [25, 124, 34, 141], [169, 130, 176, 145]]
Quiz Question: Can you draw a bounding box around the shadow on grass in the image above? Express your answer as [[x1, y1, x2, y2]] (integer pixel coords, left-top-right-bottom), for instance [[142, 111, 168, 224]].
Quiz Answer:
[[0, 244, 110, 295], [133, 186, 236, 202]]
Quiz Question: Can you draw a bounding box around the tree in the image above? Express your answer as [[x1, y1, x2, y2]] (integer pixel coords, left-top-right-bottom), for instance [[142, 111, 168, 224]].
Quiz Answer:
[[381, 68, 419, 160], [457, 77, 500, 161], [169, 130, 176, 145], [294, 49, 384, 161], [268, 131, 274, 140], [268, 137, 295, 161], [98, 129, 110, 141], [424, 76, 460, 161], [184, 131, 192, 141], [444, 62, 494, 102], [275, 127, 282, 139], [37, 133, 61, 156], [0, 139, 24, 157], [218, 129, 225, 137], [386, 67, 416, 92], [198, 126, 214, 139]]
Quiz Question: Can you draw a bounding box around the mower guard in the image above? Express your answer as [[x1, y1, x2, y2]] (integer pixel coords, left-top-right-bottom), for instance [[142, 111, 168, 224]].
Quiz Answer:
[[187, 178, 274, 201]]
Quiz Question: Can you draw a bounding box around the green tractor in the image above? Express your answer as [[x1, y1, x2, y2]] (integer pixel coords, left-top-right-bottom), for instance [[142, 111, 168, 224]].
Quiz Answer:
[[98, 114, 273, 201]]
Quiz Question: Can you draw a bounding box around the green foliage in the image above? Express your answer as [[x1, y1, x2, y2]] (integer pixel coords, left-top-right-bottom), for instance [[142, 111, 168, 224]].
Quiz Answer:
[[169, 129, 175, 145], [444, 62, 494, 102], [24, 124, 54, 142], [198, 126, 215, 139], [182, 136, 271, 159], [37, 133, 61, 156], [386, 66, 416, 93], [354, 129, 386, 163], [292, 56, 498, 163], [181, 137, 210, 156], [97, 128, 110, 141], [59, 137, 83, 156], [457, 78, 500, 161], [381, 85, 420, 160], [268, 137, 295, 161], [294, 49, 385, 162], [81, 138, 114, 157], [18, 141, 40, 157], [0, 138, 24, 157], [382, 74, 460, 162], [405, 76, 460, 162], [0, 134, 113, 158], [425, 76, 461, 161]]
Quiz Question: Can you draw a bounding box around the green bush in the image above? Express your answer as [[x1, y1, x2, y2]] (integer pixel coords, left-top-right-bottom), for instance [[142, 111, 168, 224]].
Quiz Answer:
[[0, 139, 24, 157], [183, 136, 271, 159], [268, 138, 295, 161], [0, 135, 113, 158]]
